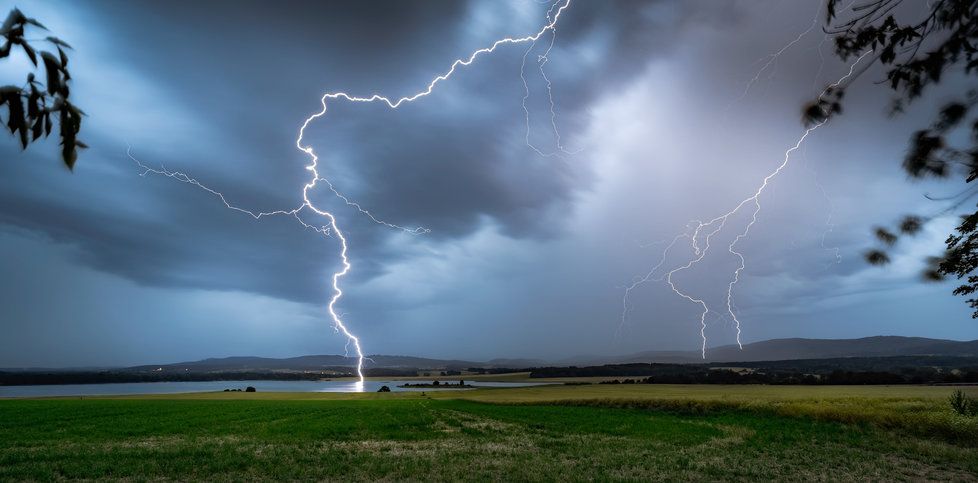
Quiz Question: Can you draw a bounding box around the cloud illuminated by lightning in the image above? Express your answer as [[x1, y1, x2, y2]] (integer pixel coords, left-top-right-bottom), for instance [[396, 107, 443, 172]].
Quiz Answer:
[[622, 5, 829, 347], [623, 3, 829, 345], [131, 1, 573, 385], [622, 49, 872, 358]]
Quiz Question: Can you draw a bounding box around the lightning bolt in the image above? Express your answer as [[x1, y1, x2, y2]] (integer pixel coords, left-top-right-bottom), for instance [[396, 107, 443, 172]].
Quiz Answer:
[[623, 3, 824, 346], [131, 1, 573, 386], [520, 0, 579, 157], [802, 143, 843, 269], [619, 232, 689, 339], [622, 48, 872, 358], [723, 1, 822, 116], [622, 5, 841, 351], [804, 0, 858, 270]]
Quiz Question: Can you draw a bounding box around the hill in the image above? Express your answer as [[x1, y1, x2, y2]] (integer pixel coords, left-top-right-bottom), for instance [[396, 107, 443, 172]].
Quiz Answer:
[[4, 336, 977, 381], [123, 354, 483, 373], [603, 336, 978, 365]]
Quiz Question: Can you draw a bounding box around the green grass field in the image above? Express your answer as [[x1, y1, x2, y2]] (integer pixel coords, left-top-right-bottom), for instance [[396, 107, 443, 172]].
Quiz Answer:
[[2, 384, 977, 481]]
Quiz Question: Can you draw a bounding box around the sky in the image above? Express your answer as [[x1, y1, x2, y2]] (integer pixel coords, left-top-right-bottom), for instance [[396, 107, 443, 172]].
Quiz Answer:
[[0, 0, 975, 368]]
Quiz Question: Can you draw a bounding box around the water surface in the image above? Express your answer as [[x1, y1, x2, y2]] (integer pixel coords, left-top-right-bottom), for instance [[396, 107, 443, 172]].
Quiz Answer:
[[0, 380, 550, 398]]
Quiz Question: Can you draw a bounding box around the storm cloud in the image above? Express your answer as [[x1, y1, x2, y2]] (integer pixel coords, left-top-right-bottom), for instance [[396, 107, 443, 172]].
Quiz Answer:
[[0, 0, 973, 367]]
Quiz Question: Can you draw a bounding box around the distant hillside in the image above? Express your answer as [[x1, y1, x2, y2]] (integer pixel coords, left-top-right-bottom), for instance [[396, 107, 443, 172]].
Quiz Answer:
[[708, 336, 977, 363], [486, 358, 549, 368], [555, 336, 978, 365], [8, 336, 977, 374], [123, 354, 484, 373], [71, 336, 978, 372]]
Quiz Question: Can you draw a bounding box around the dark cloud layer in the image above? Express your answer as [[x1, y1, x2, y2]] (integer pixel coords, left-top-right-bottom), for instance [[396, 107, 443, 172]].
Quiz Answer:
[[0, 0, 699, 303]]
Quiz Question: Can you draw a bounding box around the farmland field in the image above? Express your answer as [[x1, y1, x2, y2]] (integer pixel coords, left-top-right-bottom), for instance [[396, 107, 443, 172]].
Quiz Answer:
[[2, 384, 977, 481]]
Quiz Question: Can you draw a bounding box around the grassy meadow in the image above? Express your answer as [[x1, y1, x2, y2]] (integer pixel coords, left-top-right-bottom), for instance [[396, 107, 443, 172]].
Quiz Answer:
[[2, 383, 977, 481]]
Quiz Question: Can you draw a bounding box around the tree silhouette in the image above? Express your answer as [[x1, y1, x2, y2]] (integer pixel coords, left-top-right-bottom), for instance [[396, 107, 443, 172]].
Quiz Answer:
[[0, 8, 84, 169], [811, 0, 978, 316]]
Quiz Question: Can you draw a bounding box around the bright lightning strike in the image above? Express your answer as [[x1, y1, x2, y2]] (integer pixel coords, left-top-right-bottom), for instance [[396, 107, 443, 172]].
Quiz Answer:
[[132, 1, 573, 386]]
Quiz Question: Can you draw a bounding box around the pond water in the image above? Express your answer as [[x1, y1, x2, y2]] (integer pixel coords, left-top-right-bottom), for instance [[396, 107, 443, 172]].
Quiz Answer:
[[0, 380, 551, 398]]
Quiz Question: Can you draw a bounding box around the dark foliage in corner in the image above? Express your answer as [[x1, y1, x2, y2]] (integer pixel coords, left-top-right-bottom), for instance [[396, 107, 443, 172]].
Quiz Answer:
[[0, 8, 84, 169], [817, 0, 978, 315]]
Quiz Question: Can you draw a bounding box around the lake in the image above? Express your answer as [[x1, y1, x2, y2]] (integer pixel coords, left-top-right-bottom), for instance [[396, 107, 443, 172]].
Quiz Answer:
[[0, 380, 551, 398]]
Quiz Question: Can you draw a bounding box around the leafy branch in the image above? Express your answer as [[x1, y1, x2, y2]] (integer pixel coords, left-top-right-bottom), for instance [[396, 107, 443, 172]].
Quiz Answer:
[[0, 7, 84, 169], [820, 0, 978, 316]]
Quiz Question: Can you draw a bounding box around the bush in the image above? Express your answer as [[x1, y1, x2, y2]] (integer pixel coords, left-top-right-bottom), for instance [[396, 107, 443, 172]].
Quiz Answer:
[[949, 389, 976, 416], [245, 386, 256, 393], [377, 385, 391, 392]]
